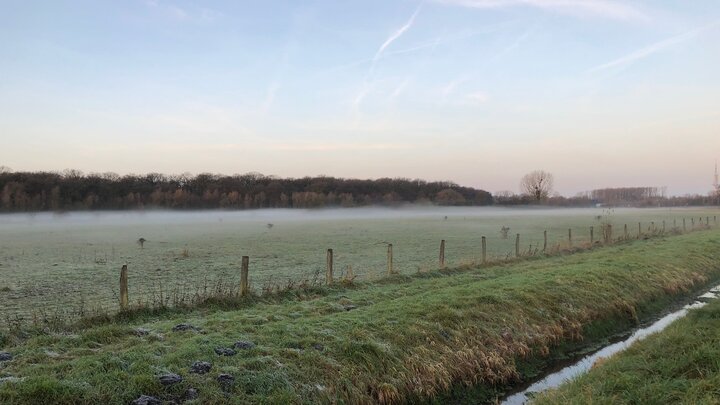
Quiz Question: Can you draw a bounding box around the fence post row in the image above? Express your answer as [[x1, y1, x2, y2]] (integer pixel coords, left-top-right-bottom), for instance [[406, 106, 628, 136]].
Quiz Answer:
[[240, 256, 249, 297], [117, 214, 706, 309], [119, 264, 129, 310], [326, 249, 333, 285], [439, 240, 446, 269], [387, 244, 393, 275]]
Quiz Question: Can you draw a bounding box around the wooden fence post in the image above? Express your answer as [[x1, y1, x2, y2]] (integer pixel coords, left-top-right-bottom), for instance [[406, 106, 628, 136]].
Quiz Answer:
[[515, 234, 520, 257], [326, 249, 333, 285], [481, 236, 487, 264], [543, 230, 547, 252], [638, 222, 641, 239], [240, 256, 249, 297], [439, 240, 445, 269], [683, 218, 686, 232], [590, 226, 594, 245], [624, 224, 628, 240], [707, 217, 710, 226], [662, 220, 666, 233], [568, 228, 572, 248], [120, 264, 128, 310], [606, 224, 612, 243], [387, 244, 393, 275]]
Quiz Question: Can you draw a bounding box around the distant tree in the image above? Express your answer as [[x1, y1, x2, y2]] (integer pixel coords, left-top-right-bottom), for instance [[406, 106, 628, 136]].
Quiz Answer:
[[435, 189, 466, 206], [520, 170, 554, 202]]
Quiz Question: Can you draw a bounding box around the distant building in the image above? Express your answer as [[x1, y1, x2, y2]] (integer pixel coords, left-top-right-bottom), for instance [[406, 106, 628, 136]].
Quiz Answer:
[[588, 186, 666, 206], [714, 160, 719, 198]]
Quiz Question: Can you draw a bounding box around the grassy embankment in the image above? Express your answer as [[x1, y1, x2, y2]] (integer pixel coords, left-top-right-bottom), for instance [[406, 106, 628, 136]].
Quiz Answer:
[[535, 297, 720, 405], [0, 229, 719, 404]]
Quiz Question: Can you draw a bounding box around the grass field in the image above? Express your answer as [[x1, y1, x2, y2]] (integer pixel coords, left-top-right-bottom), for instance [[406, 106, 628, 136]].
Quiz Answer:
[[0, 206, 718, 321], [0, 228, 719, 404], [535, 293, 720, 405]]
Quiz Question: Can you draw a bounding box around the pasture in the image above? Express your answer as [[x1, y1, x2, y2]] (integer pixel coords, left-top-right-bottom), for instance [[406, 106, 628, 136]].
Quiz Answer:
[[0, 206, 718, 321], [1, 228, 720, 404]]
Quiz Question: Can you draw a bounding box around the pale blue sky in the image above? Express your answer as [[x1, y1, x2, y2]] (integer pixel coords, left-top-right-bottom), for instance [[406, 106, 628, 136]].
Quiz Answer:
[[1, 0, 719, 195]]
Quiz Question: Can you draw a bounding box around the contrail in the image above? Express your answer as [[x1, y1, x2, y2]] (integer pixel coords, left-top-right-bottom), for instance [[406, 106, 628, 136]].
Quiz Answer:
[[432, 0, 646, 21], [588, 19, 720, 73], [373, 5, 423, 61], [356, 3, 422, 113]]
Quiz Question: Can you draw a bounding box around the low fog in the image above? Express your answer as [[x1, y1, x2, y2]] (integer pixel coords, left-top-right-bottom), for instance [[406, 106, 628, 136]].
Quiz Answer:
[[0, 205, 633, 229]]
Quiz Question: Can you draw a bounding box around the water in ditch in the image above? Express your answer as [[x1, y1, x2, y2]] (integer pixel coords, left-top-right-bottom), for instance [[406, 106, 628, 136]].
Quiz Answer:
[[501, 285, 720, 405]]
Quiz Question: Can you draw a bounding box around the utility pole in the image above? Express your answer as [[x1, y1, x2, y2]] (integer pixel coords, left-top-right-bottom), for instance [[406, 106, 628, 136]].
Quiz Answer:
[[714, 160, 720, 204]]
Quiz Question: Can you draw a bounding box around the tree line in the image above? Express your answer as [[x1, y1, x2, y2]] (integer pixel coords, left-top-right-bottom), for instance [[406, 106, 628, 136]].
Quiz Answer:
[[0, 169, 494, 212], [1, 168, 715, 212]]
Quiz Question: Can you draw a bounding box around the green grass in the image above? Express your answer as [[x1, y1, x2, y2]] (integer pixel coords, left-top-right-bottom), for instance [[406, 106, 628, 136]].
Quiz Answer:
[[0, 228, 719, 404], [534, 295, 720, 405], [1, 206, 718, 322]]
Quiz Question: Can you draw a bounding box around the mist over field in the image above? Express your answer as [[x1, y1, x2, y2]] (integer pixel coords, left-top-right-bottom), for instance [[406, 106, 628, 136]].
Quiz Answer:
[[1, 205, 717, 321], [0, 205, 634, 227]]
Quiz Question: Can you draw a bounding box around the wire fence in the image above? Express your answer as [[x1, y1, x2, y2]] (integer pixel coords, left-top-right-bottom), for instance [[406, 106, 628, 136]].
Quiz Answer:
[[1, 214, 718, 327]]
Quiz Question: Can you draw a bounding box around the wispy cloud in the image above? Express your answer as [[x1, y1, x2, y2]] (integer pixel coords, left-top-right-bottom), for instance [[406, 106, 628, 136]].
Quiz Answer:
[[260, 82, 281, 113], [465, 91, 489, 104], [390, 77, 413, 99], [354, 4, 422, 113], [373, 5, 423, 61], [490, 24, 537, 62], [588, 20, 720, 73], [432, 0, 647, 21], [266, 142, 418, 152], [144, 0, 221, 22], [318, 21, 514, 78], [131, 141, 422, 153], [440, 77, 469, 102], [352, 3, 422, 115], [352, 83, 371, 113]]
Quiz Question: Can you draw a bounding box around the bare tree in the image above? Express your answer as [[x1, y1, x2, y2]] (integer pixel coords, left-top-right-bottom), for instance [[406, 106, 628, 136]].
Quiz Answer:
[[520, 170, 554, 202]]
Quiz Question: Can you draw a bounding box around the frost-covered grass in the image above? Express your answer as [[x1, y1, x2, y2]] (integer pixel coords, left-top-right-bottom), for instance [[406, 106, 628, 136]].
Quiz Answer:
[[0, 228, 719, 404], [0, 206, 718, 320]]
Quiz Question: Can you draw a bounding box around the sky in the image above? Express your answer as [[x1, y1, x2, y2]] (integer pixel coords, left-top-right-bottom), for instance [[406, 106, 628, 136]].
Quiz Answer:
[[1, 0, 719, 196]]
